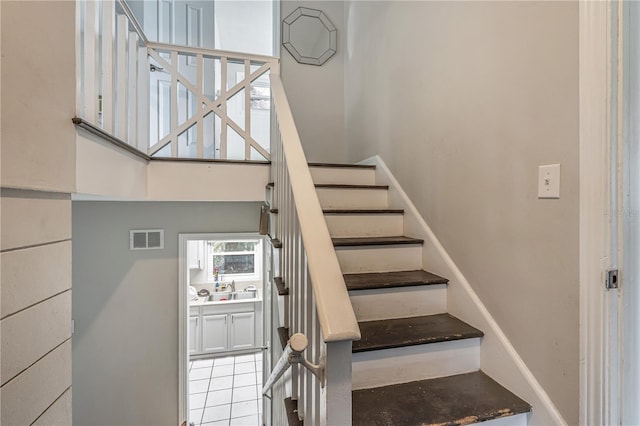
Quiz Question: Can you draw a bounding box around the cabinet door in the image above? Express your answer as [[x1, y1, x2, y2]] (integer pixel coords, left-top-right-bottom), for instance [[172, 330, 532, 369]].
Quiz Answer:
[[187, 240, 204, 270], [202, 314, 228, 353], [230, 312, 255, 350], [188, 316, 200, 355]]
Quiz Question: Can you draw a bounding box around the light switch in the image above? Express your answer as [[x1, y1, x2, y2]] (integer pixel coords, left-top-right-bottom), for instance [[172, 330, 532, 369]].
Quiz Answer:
[[538, 164, 560, 199]]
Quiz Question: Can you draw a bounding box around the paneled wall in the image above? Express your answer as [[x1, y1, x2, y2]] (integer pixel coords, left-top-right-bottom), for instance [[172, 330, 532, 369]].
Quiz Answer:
[[1, 190, 73, 425], [1, 2, 77, 424]]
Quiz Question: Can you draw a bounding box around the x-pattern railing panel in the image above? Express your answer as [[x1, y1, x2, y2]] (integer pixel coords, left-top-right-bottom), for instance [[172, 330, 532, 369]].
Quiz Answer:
[[147, 43, 275, 161]]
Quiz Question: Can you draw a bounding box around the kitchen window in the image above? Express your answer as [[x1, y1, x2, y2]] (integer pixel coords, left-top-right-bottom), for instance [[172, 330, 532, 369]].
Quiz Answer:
[[208, 239, 262, 281]]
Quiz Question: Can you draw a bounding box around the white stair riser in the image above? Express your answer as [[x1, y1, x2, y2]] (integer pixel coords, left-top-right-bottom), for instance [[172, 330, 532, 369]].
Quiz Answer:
[[325, 214, 404, 238], [336, 245, 422, 273], [349, 284, 447, 321], [316, 188, 388, 209], [310, 167, 376, 185], [352, 338, 481, 390], [473, 413, 529, 426]]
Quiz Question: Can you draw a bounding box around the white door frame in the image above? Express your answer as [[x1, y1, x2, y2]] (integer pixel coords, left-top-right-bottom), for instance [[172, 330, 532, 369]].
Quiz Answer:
[[178, 232, 265, 425], [579, 1, 614, 425], [619, 0, 640, 423]]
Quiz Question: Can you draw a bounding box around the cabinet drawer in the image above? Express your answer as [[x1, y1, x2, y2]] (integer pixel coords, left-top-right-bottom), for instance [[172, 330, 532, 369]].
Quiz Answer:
[[202, 302, 256, 316]]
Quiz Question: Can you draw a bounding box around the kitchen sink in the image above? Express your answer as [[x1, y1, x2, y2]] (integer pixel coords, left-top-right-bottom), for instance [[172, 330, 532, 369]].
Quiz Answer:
[[207, 292, 231, 301], [207, 291, 256, 302]]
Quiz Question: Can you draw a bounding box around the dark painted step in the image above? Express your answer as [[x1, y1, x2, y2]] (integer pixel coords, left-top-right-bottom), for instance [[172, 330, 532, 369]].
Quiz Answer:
[[315, 183, 388, 190], [352, 371, 531, 426], [284, 397, 303, 426], [353, 313, 483, 353], [309, 162, 376, 169], [333, 236, 424, 247], [344, 270, 448, 291], [277, 326, 290, 350], [323, 209, 404, 214], [274, 277, 288, 296]]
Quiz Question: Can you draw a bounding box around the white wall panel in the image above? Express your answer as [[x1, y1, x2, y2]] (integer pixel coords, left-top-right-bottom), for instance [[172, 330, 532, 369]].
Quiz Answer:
[[75, 132, 148, 200], [1, 292, 71, 383], [0, 1, 76, 192], [0, 190, 71, 251], [32, 388, 72, 426], [1, 241, 72, 318], [1, 340, 72, 426], [147, 161, 269, 201]]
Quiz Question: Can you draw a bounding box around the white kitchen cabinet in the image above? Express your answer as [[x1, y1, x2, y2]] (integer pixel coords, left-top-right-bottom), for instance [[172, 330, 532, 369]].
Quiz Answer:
[[190, 301, 261, 355], [187, 240, 204, 270], [202, 314, 228, 353], [230, 312, 255, 350], [188, 316, 200, 355]]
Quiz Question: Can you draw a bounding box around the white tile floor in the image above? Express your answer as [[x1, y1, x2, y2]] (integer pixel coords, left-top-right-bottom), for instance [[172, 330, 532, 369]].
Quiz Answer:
[[189, 352, 263, 426]]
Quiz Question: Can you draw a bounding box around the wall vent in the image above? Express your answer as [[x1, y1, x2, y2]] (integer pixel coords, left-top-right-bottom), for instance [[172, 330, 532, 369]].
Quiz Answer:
[[130, 229, 164, 250]]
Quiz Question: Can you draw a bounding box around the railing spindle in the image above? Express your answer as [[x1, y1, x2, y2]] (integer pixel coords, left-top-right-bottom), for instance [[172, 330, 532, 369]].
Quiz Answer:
[[83, 0, 98, 122], [101, 0, 115, 133], [115, 12, 128, 141], [127, 31, 138, 143]]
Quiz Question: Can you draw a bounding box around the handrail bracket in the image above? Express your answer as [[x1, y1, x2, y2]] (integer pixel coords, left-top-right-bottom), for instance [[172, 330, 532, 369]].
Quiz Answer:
[[289, 353, 325, 388]]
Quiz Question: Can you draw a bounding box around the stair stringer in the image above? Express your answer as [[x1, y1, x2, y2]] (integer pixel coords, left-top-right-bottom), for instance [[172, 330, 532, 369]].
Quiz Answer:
[[359, 155, 566, 426]]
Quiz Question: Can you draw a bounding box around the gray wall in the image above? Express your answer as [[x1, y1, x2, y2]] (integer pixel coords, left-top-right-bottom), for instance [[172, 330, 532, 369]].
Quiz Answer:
[[281, 0, 347, 163], [344, 1, 579, 424], [72, 201, 261, 425]]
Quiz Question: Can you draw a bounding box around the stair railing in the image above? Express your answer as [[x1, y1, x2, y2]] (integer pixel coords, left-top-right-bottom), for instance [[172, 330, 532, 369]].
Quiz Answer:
[[77, 0, 276, 161], [262, 333, 323, 395], [77, 0, 148, 150], [268, 73, 361, 425]]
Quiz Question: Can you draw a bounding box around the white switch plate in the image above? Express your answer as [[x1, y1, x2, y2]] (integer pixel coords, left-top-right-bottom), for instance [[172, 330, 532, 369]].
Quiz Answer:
[[538, 164, 560, 199]]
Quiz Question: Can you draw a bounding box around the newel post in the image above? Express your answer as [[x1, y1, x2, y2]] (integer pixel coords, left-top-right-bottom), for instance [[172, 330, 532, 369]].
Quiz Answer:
[[320, 340, 353, 426]]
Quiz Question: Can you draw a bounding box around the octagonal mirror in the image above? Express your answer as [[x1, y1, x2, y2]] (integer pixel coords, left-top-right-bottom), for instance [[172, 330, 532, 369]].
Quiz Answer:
[[282, 7, 337, 66]]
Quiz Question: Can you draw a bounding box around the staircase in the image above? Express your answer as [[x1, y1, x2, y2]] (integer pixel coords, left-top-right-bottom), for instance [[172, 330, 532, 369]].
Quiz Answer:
[[275, 162, 532, 425]]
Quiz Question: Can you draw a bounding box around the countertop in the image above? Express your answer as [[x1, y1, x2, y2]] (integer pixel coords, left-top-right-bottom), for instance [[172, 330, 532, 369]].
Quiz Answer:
[[189, 295, 263, 307]]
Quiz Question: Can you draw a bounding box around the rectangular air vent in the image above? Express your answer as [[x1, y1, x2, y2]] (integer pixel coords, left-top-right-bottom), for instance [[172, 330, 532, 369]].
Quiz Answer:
[[130, 229, 164, 250]]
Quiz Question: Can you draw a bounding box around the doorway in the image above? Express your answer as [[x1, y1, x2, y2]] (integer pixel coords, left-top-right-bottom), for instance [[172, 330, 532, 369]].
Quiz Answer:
[[179, 233, 267, 426]]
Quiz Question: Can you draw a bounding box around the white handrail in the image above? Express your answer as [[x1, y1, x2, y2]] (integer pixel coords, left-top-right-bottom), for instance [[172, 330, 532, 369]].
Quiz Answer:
[[116, 0, 148, 45], [269, 75, 360, 343], [147, 41, 278, 64], [262, 333, 323, 396]]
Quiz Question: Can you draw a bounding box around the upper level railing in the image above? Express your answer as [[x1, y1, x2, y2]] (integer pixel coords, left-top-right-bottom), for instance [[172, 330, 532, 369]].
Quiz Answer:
[[77, 0, 277, 161]]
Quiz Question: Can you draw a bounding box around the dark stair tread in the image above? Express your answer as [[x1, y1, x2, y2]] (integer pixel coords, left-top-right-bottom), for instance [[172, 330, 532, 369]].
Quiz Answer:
[[274, 277, 289, 296], [323, 209, 404, 214], [352, 371, 531, 426], [284, 397, 304, 426], [333, 236, 424, 247], [344, 270, 448, 291], [315, 183, 388, 190], [353, 313, 483, 353], [271, 238, 282, 248], [308, 162, 376, 169], [277, 326, 290, 350]]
